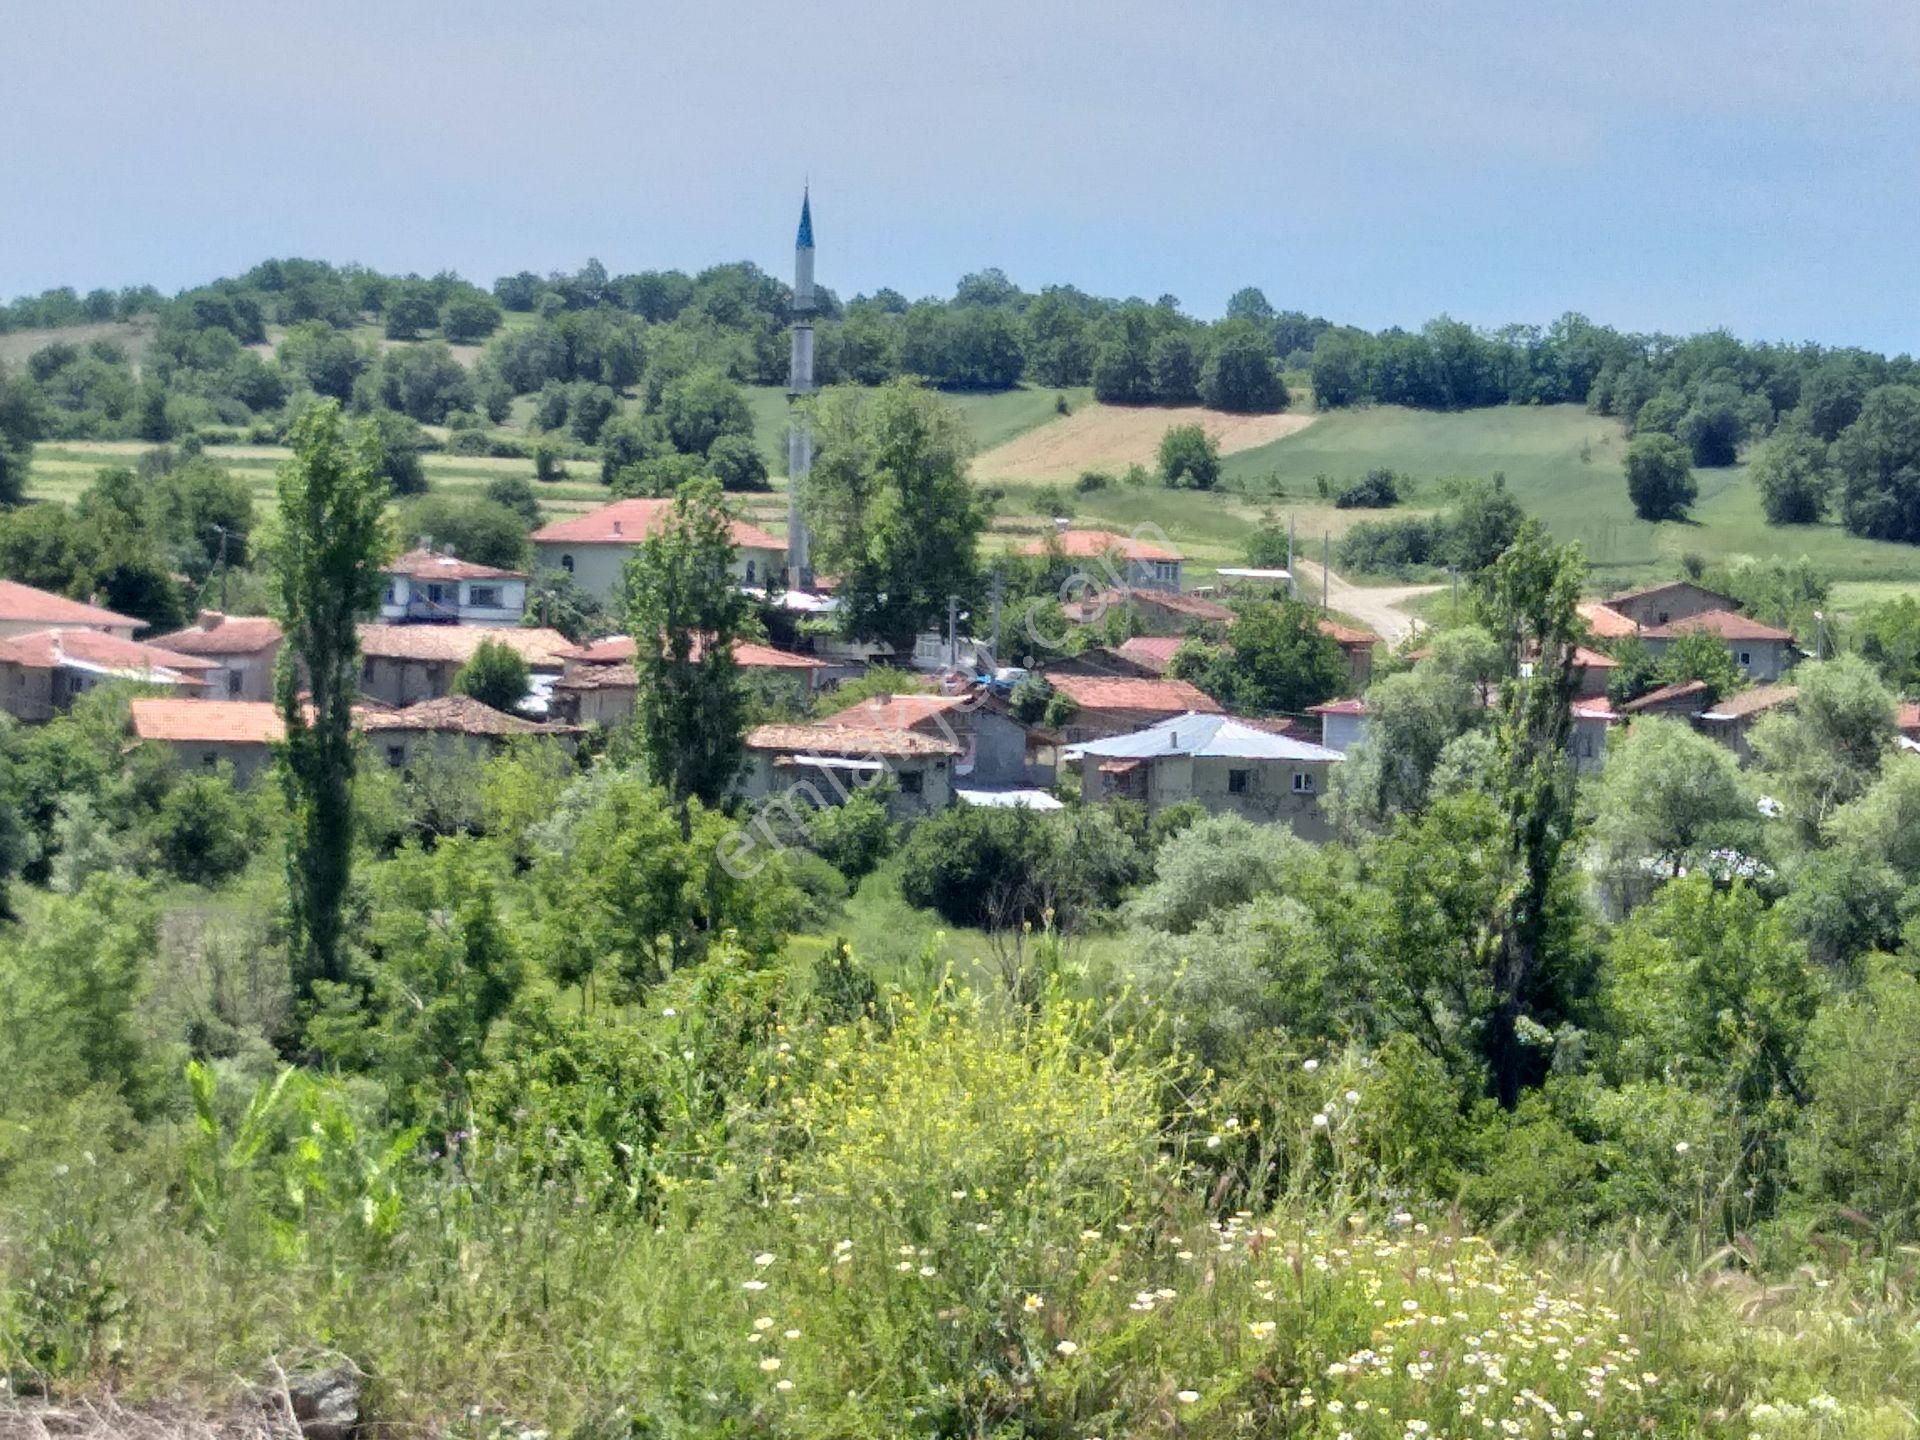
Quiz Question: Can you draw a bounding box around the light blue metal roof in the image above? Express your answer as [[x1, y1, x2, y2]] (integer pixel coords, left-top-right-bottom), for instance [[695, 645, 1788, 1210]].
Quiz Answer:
[[1065, 712, 1343, 763]]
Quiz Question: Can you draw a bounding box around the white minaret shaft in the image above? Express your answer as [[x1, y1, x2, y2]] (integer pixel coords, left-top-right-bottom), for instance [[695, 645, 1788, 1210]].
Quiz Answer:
[[786, 188, 815, 586]]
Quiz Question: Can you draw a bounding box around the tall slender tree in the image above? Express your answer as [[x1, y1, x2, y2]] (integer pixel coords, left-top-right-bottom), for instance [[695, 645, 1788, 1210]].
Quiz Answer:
[[621, 479, 751, 830], [275, 401, 389, 997], [1473, 521, 1589, 1107]]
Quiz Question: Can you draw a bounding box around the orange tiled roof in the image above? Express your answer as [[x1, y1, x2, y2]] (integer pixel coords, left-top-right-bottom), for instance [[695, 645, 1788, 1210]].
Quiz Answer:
[[356, 624, 573, 667], [1578, 602, 1638, 639], [1309, 697, 1374, 716], [530, 498, 782, 551], [746, 723, 962, 758], [1899, 701, 1920, 736], [819, 693, 969, 730], [0, 579, 142, 630], [151, 613, 284, 657], [0, 628, 216, 679], [561, 634, 828, 670], [129, 698, 286, 744], [357, 695, 575, 737], [1018, 528, 1183, 562], [1318, 618, 1381, 648], [1642, 609, 1794, 643], [1115, 636, 1186, 674], [1047, 674, 1222, 714], [1620, 679, 1710, 713], [384, 548, 527, 581]]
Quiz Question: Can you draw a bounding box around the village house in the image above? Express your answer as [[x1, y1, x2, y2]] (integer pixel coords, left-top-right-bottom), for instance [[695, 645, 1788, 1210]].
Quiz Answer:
[[1620, 679, 1710, 721], [1019, 525, 1184, 593], [0, 629, 215, 722], [1044, 674, 1222, 744], [818, 690, 1053, 789], [358, 694, 579, 770], [0, 580, 141, 641], [1570, 697, 1617, 774], [1695, 684, 1798, 762], [355, 624, 573, 708], [1640, 610, 1796, 683], [739, 723, 960, 820], [1061, 587, 1231, 634], [1319, 619, 1381, 692], [379, 549, 528, 625], [1069, 713, 1345, 840], [150, 613, 283, 700], [1578, 601, 1639, 643], [529, 498, 785, 603], [127, 698, 285, 783], [549, 635, 834, 727], [1040, 644, 1168, 680], [1600, 580, 1742, 630], [1308, 697, 1373, 753]]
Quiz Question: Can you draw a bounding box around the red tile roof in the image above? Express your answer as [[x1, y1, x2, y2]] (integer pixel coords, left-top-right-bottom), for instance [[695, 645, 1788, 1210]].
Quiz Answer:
[[1064, 587, 1231, 624], [1115, 636, 1187, 674], [358, 695, 575, 737], [1698, 684, 1799, 721], [746, 723, 962, 758], [1573, 645, 1618, 670], [1047, 674, 1222, 714], [1642, 609, 1794, 642], [1017, 528, 1183, 562], [530, 498, 782, 551], [356, 625, 573, 667], [1578, 602, 1638, 639], [819, 693, 969, 730], [130, 698, 286, 745], [1620, 679, 1710, 714], [384, 548, 527, 581], [1309, 698, 1374, 716], [553, 663, 638, 692], [560, 634, 828, 670], [1318, 618, 1381, 648], [1571, 698, 1619, 722], [0, 579, 142, 631], [1895, 701, 1918, 736], [151, 613, 284, 657], [1606, 580, 1739, 608], [0, 628, 216, 680]]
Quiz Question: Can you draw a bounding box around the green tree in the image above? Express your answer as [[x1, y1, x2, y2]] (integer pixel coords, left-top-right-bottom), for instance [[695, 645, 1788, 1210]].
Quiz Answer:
[[1148, 332, 1202, 405], [453, 636, 530, 711], [441, 293, 503, 344], [150, 769, 256, 886], [1474, 522, 1589, 1107], [383, 286, 439, 340], [1585, 717, 1755, 911], [1749, 655, 1897, 844], [398, 495, 531, 570], [364, 408, 428, 494], [1855, 593, 1920, 692], [1624, 433, 1697, 521], [275, 401, 390, 999], [277, 322, 370, 402], [1201, 324, 1288, 412], [1157, 423, 1221, 490], [1833, 384, 1920, 543], [1177, 597, 1345, 715], [620, 480, 751, 823], [660, 368, 752, 456], [1656, 626, 1745, 703], [802, 381, 986, 660], [1, 361, 47, 505], [1751, 417, 1833, 525]]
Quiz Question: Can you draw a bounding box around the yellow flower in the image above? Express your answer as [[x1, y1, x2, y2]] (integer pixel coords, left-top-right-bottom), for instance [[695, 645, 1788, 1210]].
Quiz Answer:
[[1023, 1293, 1046, 1312], [759, 1357, 781, 1373]]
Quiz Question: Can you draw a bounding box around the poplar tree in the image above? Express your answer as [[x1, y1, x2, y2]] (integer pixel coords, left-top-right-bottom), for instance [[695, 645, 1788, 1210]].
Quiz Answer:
[[275, 401, 388, 997], [621, 479, 750, 829]]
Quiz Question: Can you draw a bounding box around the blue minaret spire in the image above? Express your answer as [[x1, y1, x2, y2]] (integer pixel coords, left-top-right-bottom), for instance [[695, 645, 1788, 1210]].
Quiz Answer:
[[785, 188, 816, 584]]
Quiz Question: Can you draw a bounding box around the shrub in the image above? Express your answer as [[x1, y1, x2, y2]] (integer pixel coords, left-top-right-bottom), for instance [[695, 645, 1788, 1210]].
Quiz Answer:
[[1157, 422, 1220, 490], [1333, 466, 1401, 508], [453, 637, 530, 711], [805, 786, 896, 882]]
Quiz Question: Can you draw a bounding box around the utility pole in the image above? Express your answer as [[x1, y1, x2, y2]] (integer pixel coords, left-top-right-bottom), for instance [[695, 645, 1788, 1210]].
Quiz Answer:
[[1322, 531, 1330, 613], [988, 570, 1003, 668], [947, 593, 960, 671]]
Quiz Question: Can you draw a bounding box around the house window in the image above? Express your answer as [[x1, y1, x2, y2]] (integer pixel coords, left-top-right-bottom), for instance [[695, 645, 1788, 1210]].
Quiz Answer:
[[362, 657, 376, 682], [1737, 650, 1753, 669], [898, 770, 924, 795], [429, 667, 447, 698], [1293, 770, 1315, 794], [1227, 768, 1250, 794], [1151, 560, 1179, 587], [560, 554, 575, 573], [227, 670, 243, 696], [745, 559, 757, 584], [468, 586, 500, 608], [385, 745, 405, 768], [425, 583, 445, 604], [201, 751, 218, 768]]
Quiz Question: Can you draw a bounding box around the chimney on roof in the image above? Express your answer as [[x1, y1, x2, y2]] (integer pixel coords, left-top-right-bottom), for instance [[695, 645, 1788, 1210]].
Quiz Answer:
[[198, 610, 224, 630]]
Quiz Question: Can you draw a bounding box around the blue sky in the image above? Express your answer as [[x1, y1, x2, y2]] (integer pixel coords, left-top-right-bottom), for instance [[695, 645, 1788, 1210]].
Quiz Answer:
[[7, 0, 1920, 351]]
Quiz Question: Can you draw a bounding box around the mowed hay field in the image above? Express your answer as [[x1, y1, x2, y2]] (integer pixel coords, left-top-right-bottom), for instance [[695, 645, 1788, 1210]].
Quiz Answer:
[[972, 403, 1312, 481]]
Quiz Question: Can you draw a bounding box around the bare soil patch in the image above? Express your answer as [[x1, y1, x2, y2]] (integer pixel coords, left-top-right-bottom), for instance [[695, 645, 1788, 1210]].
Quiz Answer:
[[972, 405, 1313, 481]]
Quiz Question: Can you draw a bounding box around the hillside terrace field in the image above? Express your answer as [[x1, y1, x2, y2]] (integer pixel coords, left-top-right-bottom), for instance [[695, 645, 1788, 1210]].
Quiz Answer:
[[23, 386, 1920, 607]]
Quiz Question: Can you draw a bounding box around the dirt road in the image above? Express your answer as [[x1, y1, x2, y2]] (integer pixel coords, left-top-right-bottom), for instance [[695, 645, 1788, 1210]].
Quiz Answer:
[[1288, 559, 1440, 645]]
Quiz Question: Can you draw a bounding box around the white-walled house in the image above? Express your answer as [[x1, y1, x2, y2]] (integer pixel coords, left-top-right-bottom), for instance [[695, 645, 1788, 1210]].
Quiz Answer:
[[1308, 697, 1374, 753], [0, 580, 141, 641], [530, 499, 785, 603], [379, 550, 527, 625]]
